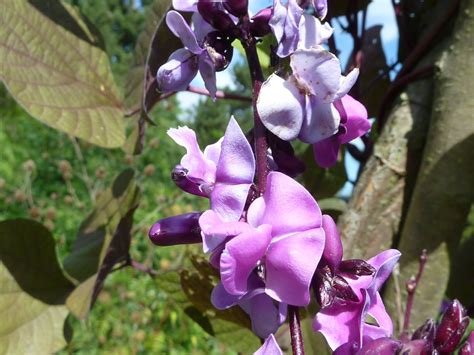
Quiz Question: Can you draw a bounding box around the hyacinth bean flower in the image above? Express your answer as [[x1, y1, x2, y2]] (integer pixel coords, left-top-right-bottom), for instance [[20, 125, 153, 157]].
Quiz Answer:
[[172, 0, 197, 12], [269, 0, 304, 57], [257, 48, 359, 144], [254, 334, 283, 355], [168, 116, 255, 222], [313, 0, 328, 19], [313, 249, 401, 354], [157, 11, 228, 99], [313, 94, 371, 168], [200, 171, 325, 307]]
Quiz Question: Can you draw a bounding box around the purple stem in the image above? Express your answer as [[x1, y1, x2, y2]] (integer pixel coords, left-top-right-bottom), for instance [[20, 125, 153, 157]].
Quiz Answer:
[[187, 85, 252, 102], [130, 259, 158, 277], [400, 249, 428, 340], [288, 305, 305, 355]]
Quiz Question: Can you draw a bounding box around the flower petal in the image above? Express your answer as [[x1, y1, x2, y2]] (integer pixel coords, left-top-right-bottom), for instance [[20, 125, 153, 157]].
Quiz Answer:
[[291, 48, 341, 102], [216, 117, 255, 185], [321, 214, 343, 270], [157, 49, 198, 92], [270, 0, 303, 57], [220, 225, 272, 295], [192, 12, 214, 43], [167, 126, 216, 183], [254, 334, 283, 355], [241, 293, 285, 338], [166, 11, 203, 55], [312, 135, 340, 168], [172, 0, 197, 12], [257, 74, 305, 141], [367, 249, 401, 292], [335, 68, 359, 100], [338, 95, 371, 144], [298, 14, 333, 49], [211, 282, 241, 309], [298, 98, 340, 144], [366, 293, 394, 337], [198, 53, 218, 99], [203, 137, 223, 166], [248, 172, 322, 235], [265, 228, 325, 306], [210, 182, 253, 222]]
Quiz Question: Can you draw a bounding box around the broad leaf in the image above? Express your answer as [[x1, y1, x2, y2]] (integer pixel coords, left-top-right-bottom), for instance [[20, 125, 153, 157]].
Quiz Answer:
[[64, 169, 140, 318], [0, 0, 125, 148], [0, 219, 74, 304]]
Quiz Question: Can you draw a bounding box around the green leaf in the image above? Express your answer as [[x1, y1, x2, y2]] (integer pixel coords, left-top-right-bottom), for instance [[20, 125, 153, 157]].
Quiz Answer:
[[0, 219, 74, 304], [0, 219, 72, 354], [0, 0, 125, 148], [300, 146, 347, 199], [64, 169, 140, 318]]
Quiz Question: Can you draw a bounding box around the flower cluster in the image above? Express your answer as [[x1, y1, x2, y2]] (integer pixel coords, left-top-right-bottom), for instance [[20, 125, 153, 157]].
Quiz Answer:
[[150, 1, 472, 354]]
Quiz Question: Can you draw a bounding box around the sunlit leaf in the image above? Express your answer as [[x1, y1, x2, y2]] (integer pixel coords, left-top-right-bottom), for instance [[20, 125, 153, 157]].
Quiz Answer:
[[0, 0, 125, 148]]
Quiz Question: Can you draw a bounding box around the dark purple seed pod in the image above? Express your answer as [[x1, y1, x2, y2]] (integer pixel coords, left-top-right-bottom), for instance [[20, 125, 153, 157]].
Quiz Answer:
[[357, 337, 402, 355], [412, 318, 436, 342], [223, 0, 248, 17], [399, 339, 433, 355], [198, 0, 235, 32], [434, 299, 470, 353], [339, 259, 376, 278], [149, 212, 203, 246], [332, 275, 358, 303], [459, 331, 474, 355], [250, 7, 272, 37]]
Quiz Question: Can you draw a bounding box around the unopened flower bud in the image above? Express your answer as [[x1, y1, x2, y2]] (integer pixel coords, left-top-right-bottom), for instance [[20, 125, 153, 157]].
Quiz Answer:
[[357, 337, 401, 354], [171, 165, 208, 197], [339, 259, 376, 278], [460, 331, 474, 355], [157, 49, 198, 93], [223, 0, 248, 17], [399, 339, 432, 354], [149, 212, 202, 246], [412, 318, 436, 342], [197, 0, 235, 32], [250, 7, 272, 37], [435, 299, 470, 353]]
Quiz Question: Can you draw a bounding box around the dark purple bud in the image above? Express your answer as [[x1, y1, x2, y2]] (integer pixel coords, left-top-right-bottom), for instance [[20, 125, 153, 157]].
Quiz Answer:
[[412, 318, 436, 342], [314, 268, 335, 308], [321, 214, 343, 271], [250, 7, 272, 37], [399, 339, 433, 354], [357, 337, 402, 355], [204, 31, 234, 72], [223, 0, 248, 17], [434, 299, 470, 353], [198, 0, 235, 32], [149, 212, 202, 246], [332, 275, 358, 303], [171, 165, 208, 197], [459, 331, 474, 355], [339, 259, 376, 278]]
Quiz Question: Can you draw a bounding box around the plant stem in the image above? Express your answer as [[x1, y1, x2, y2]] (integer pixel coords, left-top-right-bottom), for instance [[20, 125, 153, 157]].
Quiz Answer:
[[288, 305, 305, 355], [241, 28, 268, 194], [186, 85, 252, 102], [400, 249, 428, 340]]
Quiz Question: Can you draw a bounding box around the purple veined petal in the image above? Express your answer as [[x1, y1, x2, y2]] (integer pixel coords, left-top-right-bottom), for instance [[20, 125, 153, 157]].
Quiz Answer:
[[248, 172, 322, 235], [269, 0, 304, 57], [203, 137, 223, 166], [265, 227, 325, 306], [211, 282, 241, 309], [257, 74, 305, 141], [269, 0, 287, 48], [290, 48, 341, 102], [254, 334, 283, 355], [298, 14, 333, 49], [365, 293, 394, 338], [335, 68, 360, 100], [198, 53, 218, 100], [172, 0, 198, 12], [367, 249, 401, 292], [338, 96, 371, 144], [220, 225, 272, 295], [299, 97, 341, 144], [167, 126, 216, 183], [210, 182, 253, 222], [313, 300, 364, 351], [321, 214, 343, 270], [240, 293, 285, 338], [312, 0, 328, 19], [192, 12, 214, 43], [312, 135, 340, 168], [199, 209, 252, 253], [215, 116, 255, 184], [167, 11, 203, 55], [157, 49, 199, 93]]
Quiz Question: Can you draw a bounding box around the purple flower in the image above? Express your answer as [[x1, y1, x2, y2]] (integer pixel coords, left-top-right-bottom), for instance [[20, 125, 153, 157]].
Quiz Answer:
[[168, 116, 255, 221], [200, 171, 325, 306], [257, 48, 359, 144], [172, 0, 198, 12], [254, 334, 283, 355], [460, 331, 474, 354], [312, 0, 328, 19], [269, 0, 303, 57], [313, 249, 401, 354], [313, 94, 371, 168], [157, 11, 231, 99]]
